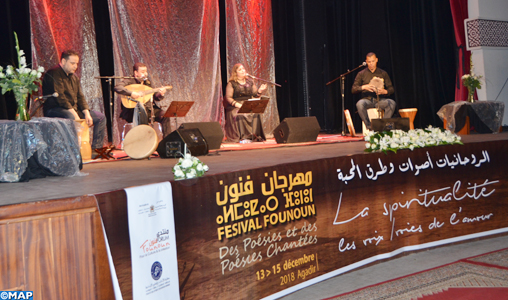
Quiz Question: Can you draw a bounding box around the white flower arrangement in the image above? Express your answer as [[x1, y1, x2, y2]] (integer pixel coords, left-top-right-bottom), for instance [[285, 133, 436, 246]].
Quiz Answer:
[[0, 32, 44, 120], [364, 126, 463, 153], [461, 57, 482, 102], [172, 154, 209, 180]]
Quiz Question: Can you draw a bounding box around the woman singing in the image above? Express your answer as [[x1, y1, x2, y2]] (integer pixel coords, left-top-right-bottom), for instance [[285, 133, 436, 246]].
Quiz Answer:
[[224, 63, 267, 142]]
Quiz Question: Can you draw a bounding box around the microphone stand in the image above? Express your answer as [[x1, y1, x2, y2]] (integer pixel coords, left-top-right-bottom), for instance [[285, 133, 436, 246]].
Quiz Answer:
[[247, 74, 282, 87], [30, 96, 44, 118], [326, 63, 366, 136], [94, 76, 135, 143], [29, 93, 59, 118]]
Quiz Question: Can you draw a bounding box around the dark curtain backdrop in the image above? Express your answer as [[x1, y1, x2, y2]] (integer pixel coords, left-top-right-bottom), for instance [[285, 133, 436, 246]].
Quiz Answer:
[[0, 0, 31, 120], [272, 0, 457, 132]]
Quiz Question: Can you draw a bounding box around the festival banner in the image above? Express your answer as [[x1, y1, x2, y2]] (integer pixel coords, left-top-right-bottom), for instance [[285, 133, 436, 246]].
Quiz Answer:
[[125, 182, 179, 299], [98, 140, 508, 299], [171, 141, 508, 299]]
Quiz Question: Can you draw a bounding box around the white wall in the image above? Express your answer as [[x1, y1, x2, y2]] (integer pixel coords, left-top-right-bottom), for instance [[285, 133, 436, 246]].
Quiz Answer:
[[468, 0, 508, 125]]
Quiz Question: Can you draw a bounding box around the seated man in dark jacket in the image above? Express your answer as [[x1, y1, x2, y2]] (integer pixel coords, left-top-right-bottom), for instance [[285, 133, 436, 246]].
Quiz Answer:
[[43, 50, 106, 150], [352, 52, 396, 130]]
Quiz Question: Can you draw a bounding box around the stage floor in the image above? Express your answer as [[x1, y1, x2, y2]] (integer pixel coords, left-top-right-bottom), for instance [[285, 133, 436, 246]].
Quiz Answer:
[[1, 132, 507, 207]]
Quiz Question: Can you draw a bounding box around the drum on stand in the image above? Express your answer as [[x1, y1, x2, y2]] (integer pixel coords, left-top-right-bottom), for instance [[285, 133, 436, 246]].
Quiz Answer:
[[398, 108, 418, 130], [123, 124, 159, 159]]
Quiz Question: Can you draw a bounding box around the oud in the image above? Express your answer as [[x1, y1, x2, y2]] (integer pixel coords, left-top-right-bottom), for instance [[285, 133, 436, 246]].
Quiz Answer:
[[120, 84, 173, 108]]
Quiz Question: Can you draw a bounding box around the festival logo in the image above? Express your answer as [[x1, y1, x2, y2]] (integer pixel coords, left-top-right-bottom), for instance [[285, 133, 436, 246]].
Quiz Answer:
[[139, 229, 171, 256]]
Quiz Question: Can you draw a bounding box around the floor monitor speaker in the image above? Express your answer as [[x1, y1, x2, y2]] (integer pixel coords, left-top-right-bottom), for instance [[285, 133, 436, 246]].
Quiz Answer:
[[273, 116, 321, 144], [371, 118, 410, 132], [179, 122, 224, 150], [157, 128, 208, 158]]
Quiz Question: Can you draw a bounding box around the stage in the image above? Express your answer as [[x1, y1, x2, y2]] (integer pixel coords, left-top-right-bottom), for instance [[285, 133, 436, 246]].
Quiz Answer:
[[0, 132, 505, 206], [1, 132, 508, 300], [0, 134, 367, 205]]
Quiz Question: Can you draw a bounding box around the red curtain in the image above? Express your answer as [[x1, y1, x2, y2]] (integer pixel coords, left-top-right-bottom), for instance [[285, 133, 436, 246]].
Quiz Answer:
[[449, 0, 470, 102]]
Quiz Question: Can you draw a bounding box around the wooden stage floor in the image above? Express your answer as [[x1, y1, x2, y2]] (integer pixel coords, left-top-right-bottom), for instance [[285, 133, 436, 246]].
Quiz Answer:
[[1, 132, 507, 207]]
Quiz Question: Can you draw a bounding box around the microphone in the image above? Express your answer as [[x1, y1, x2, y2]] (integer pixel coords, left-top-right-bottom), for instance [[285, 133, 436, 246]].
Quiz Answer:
[[361, 62, 367, 67], [245, 73, 282, 87], [140, 75, 151, 85], [35, 92, 58, 100]]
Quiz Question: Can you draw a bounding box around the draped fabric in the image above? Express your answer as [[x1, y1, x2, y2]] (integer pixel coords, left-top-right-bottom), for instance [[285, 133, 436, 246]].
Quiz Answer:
[[449, 0, 471, 102], [29, 0, 106, 138], [108, 0, 224, 147], [225, 0, 279, 137]]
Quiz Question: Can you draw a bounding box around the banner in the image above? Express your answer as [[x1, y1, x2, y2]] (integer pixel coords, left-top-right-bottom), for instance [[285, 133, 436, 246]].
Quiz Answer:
[[98, 139, 508, 299], [125, 182, 179, 299], [170, 141, 508, 299]]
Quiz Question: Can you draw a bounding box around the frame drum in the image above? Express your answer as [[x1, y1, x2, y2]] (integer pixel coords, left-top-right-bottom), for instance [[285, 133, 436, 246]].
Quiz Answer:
[[123, 124, 159, 159], [398, 108, 417, 130]]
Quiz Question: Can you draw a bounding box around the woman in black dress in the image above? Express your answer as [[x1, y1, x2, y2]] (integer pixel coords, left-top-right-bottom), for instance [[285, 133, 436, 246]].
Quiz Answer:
[[224, 63, 267, 142]]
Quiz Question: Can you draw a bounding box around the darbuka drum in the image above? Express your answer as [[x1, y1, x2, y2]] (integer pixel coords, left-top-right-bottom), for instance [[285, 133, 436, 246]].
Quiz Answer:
[[74, 119, 91, 161], [123, 124, 159, 159], [399, 108, 417, 130]]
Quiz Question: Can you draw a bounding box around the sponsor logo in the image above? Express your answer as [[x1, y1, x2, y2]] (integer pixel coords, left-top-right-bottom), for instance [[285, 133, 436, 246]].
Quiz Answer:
[[151, 261, 163, 280]]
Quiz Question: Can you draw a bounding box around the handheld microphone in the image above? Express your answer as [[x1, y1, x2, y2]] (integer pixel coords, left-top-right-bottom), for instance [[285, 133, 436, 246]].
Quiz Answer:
[[246, 73, 254, 78], [35, 92, 58, 100]]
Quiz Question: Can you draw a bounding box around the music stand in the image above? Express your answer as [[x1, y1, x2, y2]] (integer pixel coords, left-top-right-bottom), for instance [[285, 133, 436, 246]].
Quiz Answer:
[[238, 98, 269, 114], [237, 98, 269, 142], [163, 101, 194, 129]]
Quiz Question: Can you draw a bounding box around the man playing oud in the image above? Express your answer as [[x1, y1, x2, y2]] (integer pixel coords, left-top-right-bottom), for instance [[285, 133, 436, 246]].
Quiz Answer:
[[114, 62, 168, 124]]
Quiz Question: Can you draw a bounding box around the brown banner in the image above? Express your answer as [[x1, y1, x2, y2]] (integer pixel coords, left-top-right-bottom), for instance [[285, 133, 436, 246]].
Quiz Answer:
[[98, 140, 508, 300]]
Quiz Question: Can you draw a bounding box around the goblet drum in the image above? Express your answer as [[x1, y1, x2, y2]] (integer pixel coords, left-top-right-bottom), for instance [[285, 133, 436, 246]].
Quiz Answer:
[[399, 108, 417, 130]]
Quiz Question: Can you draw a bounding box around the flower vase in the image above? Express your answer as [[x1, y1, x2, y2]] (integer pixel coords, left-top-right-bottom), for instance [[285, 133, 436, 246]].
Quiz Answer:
[[15, 93, 29, 121], [467, 87, 475, 103]]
